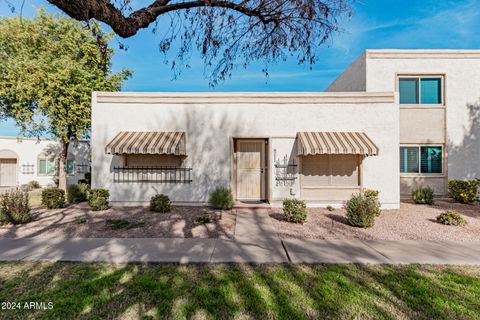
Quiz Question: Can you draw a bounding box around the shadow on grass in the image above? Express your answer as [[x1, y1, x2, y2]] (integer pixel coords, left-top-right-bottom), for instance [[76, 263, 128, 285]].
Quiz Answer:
[[0, 262, 479, 319]]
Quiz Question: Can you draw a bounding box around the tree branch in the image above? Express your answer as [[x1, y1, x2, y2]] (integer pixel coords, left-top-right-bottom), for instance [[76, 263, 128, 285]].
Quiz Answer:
[[47, 0, 277, 37]]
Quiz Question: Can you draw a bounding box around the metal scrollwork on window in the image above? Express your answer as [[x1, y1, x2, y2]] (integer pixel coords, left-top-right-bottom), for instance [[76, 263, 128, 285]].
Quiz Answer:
[[273, 149, 297, 186]]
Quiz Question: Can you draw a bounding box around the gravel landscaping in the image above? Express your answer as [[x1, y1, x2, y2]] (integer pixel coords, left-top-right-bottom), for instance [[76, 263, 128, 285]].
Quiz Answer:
[[0, 203, 236, 239], [270, 200, 480, 241]]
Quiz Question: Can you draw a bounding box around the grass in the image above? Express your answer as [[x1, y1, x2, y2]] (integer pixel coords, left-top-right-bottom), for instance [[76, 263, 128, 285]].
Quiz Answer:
[[28, 191, 42, 208], [0, 263, 479, 319]]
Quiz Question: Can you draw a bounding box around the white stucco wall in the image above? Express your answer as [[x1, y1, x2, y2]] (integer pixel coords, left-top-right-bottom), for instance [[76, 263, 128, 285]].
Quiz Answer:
[[92, 92, 400, 208], [0, 137, 90, 187]]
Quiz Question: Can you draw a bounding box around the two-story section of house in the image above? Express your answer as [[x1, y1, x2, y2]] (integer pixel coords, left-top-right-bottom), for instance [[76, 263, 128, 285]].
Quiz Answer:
[[327, 50, 480, 197]]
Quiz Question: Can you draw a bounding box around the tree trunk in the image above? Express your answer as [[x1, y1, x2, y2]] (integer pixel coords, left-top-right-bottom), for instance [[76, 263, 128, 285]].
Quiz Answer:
[[58, 140, 70, 192]]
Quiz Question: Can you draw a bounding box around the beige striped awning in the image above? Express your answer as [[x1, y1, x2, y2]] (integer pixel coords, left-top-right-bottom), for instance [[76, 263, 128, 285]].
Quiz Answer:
[[297, 132, 379, 156], [105, 131, 186, 155]]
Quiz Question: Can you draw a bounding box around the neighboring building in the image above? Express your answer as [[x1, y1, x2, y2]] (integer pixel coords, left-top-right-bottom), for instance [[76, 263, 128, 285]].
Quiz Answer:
[[91, 49, 480, 208], [328, 50, 480, 197], [0, 137, 90, 187]]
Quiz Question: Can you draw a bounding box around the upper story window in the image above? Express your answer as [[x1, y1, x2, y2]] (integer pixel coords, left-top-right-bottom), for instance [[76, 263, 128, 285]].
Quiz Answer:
[[399, 77, 443, 105]]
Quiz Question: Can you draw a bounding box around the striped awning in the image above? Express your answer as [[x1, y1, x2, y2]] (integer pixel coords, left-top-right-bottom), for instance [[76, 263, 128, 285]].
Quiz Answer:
[[297, 132, 379, 156], [105, 131, 186, 155]]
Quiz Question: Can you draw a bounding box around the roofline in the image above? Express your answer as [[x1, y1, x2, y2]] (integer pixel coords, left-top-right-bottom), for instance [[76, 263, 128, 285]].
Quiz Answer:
[[365, 49, 480, 59], [0, 136, 89, 143], [93, 91, 396, 104]]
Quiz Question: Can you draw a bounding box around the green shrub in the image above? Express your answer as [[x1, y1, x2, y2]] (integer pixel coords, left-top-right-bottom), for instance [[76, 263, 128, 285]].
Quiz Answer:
[[326, 205, 335, 211], [363, 189, 381, 216], [436, 211, 467, 226], [88, 189, 109, 211], [84, 172, 91, 186], [41, 188, 65, 209], [150, 194, 171, 213], [448, 179, 479, 204], [0, 189, 31, 225], [345, 192, 381, 228], [28, 181, 40, 189], [209, 187, 234, 210], [282, 199, 307, 224], [67, 183, 89, 204], [411, 186, 434, 205]]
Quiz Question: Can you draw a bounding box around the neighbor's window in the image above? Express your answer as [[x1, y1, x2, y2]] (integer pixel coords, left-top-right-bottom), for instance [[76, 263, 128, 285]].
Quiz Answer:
[[399, 77, 442, 105], [38, 159, 56, 175], [400, 146, 442, 174], [67, 160, 75, 176]]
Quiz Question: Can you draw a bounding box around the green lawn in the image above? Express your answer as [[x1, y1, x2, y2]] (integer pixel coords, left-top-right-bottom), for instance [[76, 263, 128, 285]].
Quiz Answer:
[[0, 263, 479, 320]]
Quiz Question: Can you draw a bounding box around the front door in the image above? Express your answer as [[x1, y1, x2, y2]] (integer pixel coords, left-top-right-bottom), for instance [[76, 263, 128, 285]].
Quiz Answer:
[[0, 159, 17, 187], [236, 140, 265, 201]]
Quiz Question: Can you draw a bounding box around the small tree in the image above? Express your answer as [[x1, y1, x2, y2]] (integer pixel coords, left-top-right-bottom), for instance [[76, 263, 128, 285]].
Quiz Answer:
[[0, 10, 131, 191]]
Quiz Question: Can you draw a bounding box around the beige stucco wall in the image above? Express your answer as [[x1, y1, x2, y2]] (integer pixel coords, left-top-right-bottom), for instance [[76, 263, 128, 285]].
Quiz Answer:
[[0, 137, 90, 187], [326, 53, 367, 92], [92, 92, 400, 208]]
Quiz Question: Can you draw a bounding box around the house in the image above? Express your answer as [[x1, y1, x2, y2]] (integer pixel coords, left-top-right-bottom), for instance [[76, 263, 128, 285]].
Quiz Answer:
[[91, 49, 480, 208], [0, 137, 90, 188]]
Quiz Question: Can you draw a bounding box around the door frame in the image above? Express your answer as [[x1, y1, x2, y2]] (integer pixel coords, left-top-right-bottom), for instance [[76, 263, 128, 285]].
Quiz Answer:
[[231, 138, 269, 202]]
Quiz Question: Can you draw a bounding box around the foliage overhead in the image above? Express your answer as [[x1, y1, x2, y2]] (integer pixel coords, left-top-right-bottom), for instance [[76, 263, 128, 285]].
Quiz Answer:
[[0, 9, 131, 140], [45, 0, 352, 85]]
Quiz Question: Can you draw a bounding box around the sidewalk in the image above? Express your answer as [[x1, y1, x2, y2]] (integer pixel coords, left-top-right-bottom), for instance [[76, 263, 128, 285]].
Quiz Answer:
[[0, 209, 479, 264]]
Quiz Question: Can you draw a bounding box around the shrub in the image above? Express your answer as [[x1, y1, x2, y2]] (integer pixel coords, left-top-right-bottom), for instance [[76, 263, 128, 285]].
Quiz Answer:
[[436, 211, 467, 226], [0, 189, 31, 225], [41, 188, 65, 209], [67, 183, 89, 204], [88, 189, 109, 211], [448, 179, 479, 204], [209, 187, 234, 210], [326, 205, 335, 211], [282, 199, 307, 224], [28, 181, 40, 189], [150, 194, 171, 213], [411, 186, 434, 205], [345, 192, 381, 228], [364, 189, 381, 216], [84, 172, 92, 186]]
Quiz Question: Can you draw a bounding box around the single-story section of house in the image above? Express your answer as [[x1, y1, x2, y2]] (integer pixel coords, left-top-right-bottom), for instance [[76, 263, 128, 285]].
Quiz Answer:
[[0, 137, 90, 188], [92, 91, 400, 208]]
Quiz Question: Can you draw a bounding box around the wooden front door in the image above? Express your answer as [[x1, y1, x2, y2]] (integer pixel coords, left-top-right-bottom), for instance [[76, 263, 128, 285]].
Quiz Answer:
[[0, 159, 17, 187], [236, 140, 265, 201]]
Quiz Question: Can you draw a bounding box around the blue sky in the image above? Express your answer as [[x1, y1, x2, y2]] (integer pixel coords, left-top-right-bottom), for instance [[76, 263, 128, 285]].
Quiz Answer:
[[1, 0, 480, 136]]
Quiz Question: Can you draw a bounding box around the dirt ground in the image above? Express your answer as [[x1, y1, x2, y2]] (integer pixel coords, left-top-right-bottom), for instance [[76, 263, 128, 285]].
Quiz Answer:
[[270, 200, 480, 241], [0, 203, 236, 239]]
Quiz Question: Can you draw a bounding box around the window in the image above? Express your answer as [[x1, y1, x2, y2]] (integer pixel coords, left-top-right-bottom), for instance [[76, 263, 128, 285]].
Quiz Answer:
[[400, 146, 443, 174], [67, 160, 75, 176], [302, 155, 360, 187], [39, 159, 55, 175], [399, 77, 442, 105]]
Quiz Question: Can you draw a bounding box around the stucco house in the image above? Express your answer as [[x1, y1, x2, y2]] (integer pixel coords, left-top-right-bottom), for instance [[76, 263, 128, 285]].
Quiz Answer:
[[91, 49, 480, 208], [0, 137, 90, 188]]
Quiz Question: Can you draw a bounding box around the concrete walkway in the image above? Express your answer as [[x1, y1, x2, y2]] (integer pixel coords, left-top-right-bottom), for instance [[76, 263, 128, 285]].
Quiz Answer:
[[0, 209, 479, 264]]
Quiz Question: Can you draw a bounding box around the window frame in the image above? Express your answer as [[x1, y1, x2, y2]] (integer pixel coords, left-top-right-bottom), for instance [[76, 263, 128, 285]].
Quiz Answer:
[[397, 75, 445, 107], [66, 159, 75, 176], [38, 158, 56, 176], [400, 144, 445, 177]]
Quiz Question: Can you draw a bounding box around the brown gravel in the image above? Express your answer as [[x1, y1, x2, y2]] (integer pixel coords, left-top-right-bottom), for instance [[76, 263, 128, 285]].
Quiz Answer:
[[0, 203, 236, 239], [270, 200, 480, 241]]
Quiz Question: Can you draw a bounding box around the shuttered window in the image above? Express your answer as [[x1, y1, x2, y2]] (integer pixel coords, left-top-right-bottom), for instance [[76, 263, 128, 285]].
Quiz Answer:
[[302, 155, 360, 187], [400, 145, 443, 174]]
